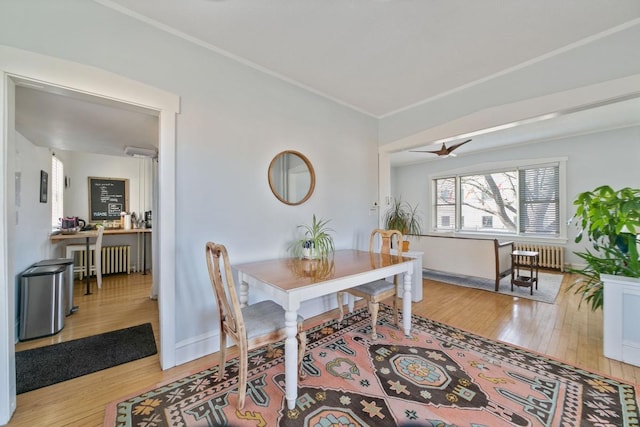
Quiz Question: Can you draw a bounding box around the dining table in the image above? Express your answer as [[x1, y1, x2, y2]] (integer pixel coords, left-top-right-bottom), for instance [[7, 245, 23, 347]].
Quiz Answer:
[[233, 249, 415, 410], [50, 228, 152, 294]]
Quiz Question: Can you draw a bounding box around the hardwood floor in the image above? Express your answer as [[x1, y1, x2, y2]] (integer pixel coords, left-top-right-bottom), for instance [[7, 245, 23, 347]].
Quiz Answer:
[[8, 271, 640, 426], [14, 273, 158, 352]]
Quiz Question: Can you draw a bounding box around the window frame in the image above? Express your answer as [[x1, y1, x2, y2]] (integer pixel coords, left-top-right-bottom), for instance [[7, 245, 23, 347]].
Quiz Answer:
[[51, 154, 64, 229], [429, 157, 567, 241]]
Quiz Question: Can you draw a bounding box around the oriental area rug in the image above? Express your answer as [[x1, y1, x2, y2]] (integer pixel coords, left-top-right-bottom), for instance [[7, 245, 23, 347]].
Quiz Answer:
[[106, 307, 640, 426]]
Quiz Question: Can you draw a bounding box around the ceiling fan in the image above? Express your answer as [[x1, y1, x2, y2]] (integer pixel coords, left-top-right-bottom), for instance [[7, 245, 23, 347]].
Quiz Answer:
[[410, 138, 471, 157]]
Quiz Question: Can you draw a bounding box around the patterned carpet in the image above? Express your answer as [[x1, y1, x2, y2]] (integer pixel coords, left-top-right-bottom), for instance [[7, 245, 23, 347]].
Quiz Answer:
[[106, 307, 640, 426]]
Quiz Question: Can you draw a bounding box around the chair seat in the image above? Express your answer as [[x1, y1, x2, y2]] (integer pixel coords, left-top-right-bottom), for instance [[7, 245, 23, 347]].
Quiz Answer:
[[242, 300, 304, 341], [337, 228, 405, 340], [350, 279, 395, 296]]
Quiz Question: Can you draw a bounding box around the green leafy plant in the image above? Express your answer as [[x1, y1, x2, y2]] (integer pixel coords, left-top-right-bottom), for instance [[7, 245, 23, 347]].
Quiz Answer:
[[290, 214, 335, 260], [383, 198, 423, 237], [567, 185, 640, 311]]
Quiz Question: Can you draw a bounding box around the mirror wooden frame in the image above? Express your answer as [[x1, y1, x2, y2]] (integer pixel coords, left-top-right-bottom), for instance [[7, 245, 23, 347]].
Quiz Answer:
[[268, 150, 316, 206]]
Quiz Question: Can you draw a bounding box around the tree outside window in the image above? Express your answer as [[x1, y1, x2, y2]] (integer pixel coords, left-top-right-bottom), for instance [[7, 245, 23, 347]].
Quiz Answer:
[[433, 164, 560, 236], [461, 172, 517, 232]]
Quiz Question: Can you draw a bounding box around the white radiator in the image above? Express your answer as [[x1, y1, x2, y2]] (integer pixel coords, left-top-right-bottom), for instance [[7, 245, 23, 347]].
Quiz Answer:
[[74, 245, 131, 277], [101, 245, 131, 275], [514, 243, 564, 271]]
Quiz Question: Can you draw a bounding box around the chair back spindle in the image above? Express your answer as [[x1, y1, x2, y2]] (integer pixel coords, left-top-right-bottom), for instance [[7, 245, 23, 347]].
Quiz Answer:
[[205, 243, 241, 336]]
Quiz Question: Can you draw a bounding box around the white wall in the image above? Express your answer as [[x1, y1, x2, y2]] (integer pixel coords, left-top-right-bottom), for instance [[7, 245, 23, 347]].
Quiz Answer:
[[13, 132, 52, 271], [57, 150, 153, 271], [391, 125, 640, 266], [62, 151, 153, 224], [12, 132, 52, 342], [0, 1, 379, 362]]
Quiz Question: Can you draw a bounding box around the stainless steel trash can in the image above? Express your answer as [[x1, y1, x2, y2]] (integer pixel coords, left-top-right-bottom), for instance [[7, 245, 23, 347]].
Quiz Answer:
[[31, 258, 76, 316], [19, 265, 66, 341]]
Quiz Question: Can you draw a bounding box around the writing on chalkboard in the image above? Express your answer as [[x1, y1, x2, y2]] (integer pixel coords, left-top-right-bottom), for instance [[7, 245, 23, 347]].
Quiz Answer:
[[88, 177, 129, 222]]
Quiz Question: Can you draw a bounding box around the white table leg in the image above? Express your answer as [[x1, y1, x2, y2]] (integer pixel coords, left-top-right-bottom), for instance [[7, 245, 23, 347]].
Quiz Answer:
[[403, 270, 412, 336], [284, 309, 298, 410]]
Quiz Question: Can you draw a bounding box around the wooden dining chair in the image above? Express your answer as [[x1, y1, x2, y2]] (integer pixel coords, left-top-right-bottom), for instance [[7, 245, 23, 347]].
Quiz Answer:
[[205, 242, 306, 409], [65, 225, 105, 288], [337, 229, 403, 339]]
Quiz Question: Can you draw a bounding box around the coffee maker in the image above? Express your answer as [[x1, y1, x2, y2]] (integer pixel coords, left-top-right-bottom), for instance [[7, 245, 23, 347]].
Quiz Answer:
[[61, 217, 86, 231], [144, 211, 152, 229]]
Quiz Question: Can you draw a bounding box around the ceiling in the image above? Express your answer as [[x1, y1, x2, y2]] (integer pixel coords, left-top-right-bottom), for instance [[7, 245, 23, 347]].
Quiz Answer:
[[14, 79, 159, 158], [104, 0, 640, 118], [391, 93, 640, 165], [12, 0, 640, 160]]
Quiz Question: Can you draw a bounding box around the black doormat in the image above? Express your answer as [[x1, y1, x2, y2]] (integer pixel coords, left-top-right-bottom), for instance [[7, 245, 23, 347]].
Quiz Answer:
[[16, 323, 157, 394]]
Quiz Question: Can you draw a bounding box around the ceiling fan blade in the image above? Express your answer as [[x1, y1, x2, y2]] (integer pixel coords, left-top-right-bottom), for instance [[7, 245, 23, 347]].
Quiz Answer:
[[409, 149, 441, 154], [410, 139, 471, 156], [447, 138, 472, 152]]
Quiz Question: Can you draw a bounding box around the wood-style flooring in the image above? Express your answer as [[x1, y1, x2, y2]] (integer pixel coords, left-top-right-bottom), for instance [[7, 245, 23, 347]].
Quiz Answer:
[[8, 271, 640, 426]]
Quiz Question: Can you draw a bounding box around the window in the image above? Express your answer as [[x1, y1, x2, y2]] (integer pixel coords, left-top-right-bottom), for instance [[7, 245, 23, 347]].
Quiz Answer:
[[519, 166, 559, 234], [433, 162, 561, 236], [51, 155, 64, 228], [460, 171, 517, 232], [435, 177, 455, 230]]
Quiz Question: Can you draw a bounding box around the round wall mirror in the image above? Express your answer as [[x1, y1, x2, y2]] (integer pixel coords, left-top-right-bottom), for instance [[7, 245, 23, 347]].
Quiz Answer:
[[268, 150, 315, 205]]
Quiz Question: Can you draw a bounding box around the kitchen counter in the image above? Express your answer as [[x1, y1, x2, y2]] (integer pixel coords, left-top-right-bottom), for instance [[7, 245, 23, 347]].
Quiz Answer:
[[50, 228, 151, 240], [50, 229, 152, 289]]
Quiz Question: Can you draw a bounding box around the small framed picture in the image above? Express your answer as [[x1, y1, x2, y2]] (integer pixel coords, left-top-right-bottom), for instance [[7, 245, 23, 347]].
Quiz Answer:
[[40, 170, 48, 203]]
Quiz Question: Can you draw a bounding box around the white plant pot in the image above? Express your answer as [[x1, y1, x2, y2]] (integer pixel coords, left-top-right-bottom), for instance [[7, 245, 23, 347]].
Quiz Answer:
[[303, 247, 318, 259], [602, 273, 640, 367]]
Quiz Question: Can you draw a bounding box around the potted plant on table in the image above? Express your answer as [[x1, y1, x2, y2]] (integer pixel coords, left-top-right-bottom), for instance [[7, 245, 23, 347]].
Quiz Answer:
[[290, 214, 335, 260], [383, 197, 423, 250], [567, 185, 640, 311]]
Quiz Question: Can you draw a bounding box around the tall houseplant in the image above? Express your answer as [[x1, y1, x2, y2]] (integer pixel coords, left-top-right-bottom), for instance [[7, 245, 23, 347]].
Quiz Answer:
[[383, 198, 423, 250], [567, 185, 640, 311], [290, 214, 335, 260]]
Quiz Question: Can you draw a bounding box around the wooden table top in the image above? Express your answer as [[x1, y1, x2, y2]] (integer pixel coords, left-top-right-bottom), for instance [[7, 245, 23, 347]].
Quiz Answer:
[[233, 249, 412, 291]]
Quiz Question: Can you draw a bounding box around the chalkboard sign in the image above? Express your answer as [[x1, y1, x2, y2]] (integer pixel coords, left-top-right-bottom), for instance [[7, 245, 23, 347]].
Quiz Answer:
[[88, 177, 129, 222]]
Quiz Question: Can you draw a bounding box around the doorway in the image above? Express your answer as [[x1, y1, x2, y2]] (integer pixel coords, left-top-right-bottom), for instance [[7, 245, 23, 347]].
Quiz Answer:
[[0, 46, 179, 423], [12, 78, 159, 341]]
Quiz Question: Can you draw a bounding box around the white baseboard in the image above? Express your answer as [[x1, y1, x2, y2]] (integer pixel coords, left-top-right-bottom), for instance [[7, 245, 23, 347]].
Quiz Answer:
[[173, 295, 342, 366], [174, 331, 220, 367]]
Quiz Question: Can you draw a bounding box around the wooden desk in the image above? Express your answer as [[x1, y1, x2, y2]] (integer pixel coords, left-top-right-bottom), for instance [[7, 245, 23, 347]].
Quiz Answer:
[[50, 228, 152, 241], [51, 228, 152, 293], [234, 249, 414, 410]]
